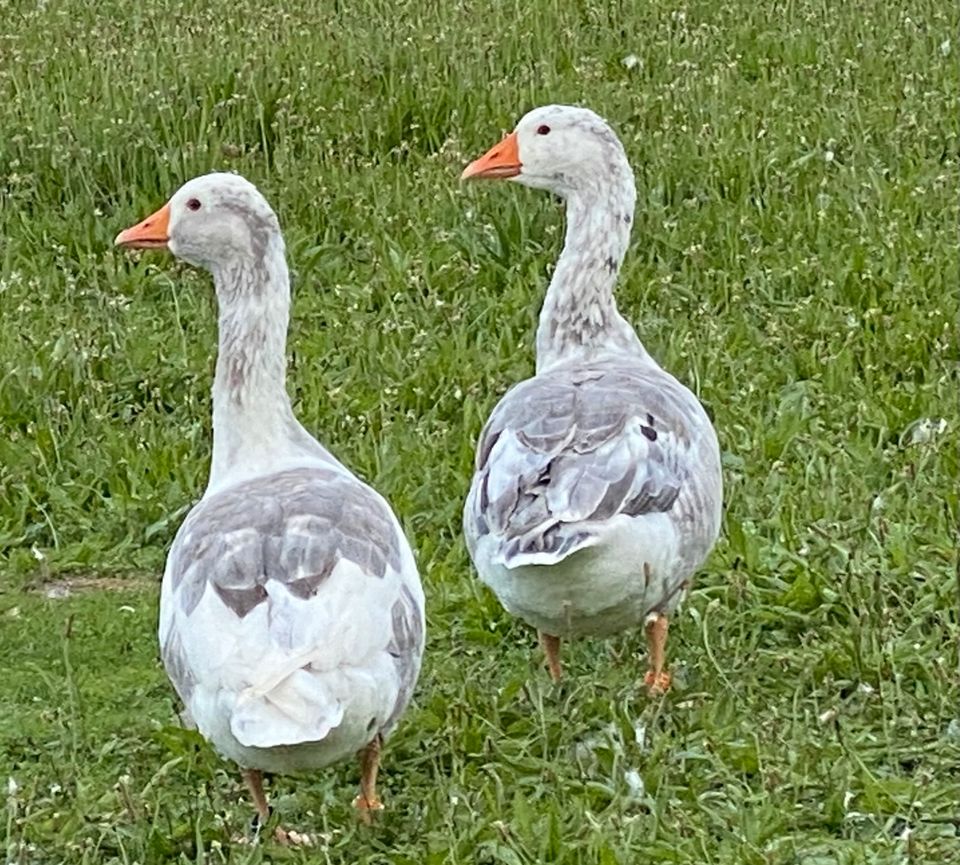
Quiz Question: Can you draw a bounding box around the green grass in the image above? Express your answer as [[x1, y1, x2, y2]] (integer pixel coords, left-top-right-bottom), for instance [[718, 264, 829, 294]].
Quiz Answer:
[[1, 0, 958, 862]]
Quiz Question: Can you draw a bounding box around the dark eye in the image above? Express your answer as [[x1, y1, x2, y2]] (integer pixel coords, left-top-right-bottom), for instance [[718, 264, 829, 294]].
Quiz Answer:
[[536, 124, 551, 135], [186, 198, 201, 211]]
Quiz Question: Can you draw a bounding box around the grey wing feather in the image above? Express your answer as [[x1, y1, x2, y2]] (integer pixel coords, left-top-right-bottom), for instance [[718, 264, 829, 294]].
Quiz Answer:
[[383, 582, 425, 732], [466, 360, 717, 566], [159, 466, 411, 704], [162, 628, 197, 703], [167, 467, 402, 620]]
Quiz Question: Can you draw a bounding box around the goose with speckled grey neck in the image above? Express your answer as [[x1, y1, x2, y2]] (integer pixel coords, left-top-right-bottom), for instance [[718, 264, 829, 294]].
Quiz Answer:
[[461, 106, 723, 695], [116, 173, 425, 843]]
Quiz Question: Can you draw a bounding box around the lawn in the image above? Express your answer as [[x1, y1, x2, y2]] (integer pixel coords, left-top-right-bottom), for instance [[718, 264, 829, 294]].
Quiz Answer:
[[1, 0, 958, 862]]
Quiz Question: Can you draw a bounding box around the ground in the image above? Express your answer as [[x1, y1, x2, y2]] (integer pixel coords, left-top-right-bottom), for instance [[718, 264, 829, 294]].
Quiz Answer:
[[0, 0, 958, 863]]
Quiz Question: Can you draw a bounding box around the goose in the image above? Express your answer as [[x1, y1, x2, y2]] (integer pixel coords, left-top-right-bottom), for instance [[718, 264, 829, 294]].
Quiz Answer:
[[115, 173, 425, 842], [460, 106, 722, 694]]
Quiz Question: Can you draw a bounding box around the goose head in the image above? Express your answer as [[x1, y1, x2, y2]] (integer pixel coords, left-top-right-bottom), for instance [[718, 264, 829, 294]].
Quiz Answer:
[[115, 172, 280, 271], [461, 105, 631, 198]]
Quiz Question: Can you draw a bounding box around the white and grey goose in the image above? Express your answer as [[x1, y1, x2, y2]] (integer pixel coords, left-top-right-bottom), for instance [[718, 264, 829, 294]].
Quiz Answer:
[[115, 173, 425, 841], [461, 106, 722, 694]]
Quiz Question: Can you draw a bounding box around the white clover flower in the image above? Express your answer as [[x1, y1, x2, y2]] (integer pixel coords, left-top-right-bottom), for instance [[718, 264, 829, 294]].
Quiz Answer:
[[907, 417, 947, 445], [624, 769, 645, 799]]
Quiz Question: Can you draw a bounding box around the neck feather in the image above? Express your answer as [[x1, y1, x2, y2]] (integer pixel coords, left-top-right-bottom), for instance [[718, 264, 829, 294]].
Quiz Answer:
[[207, 238, 321, 490], [535, 166, 646, 371]]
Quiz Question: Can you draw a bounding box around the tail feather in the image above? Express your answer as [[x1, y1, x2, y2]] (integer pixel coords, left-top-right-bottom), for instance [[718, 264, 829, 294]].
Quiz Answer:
[[230, 668, 344, 748], [496, 527, 599, 568]]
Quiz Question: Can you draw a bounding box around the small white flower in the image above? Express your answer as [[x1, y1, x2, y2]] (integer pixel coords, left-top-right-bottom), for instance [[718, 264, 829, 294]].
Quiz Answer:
[[941, 39, 951, 56], [907, 417, 947, 445], [7, 777, 19, 797], [31, 545, 45, 561], [624, 769, 645, 799], [824, 150, 835, 163], [621, 54, 641, 70]]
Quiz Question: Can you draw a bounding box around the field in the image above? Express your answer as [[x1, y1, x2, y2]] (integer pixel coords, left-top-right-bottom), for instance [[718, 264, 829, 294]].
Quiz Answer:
[[1, 0, 958, 862]]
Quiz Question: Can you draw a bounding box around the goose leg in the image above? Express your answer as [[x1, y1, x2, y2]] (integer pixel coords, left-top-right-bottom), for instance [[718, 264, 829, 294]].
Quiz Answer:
[[242, 769, 271, 830], [538, 631, 563, 683], [353, 734, 385, 821], [241, 769, 312, 846], [643, 613, 671, 695]]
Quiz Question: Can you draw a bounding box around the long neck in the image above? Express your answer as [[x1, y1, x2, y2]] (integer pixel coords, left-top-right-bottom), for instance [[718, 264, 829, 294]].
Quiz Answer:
[[207, 239, 320, 490], [535, 170, 647, 372]]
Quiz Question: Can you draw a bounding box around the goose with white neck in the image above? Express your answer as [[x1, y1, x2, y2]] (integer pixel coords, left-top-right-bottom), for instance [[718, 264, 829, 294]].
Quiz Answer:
[[461, 106, 722, 693], [115, 173, 425, 841]]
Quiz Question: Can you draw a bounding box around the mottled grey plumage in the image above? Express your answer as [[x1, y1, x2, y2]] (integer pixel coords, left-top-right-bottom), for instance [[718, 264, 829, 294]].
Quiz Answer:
[[161, 628, 196, 702], [467, 359, 717, 572], [167, 467, 401, 621], [158, 460, 422, 741], [383, 583, 424, 731]]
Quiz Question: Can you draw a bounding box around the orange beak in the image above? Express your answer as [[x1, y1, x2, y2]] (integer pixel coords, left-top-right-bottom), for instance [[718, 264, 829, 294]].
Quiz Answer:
[[114, 202, 171, 249], [461, 131, 521, 180]]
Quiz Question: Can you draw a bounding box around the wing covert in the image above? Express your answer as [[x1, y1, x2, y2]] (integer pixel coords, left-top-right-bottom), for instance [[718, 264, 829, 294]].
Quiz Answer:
[[466, 361, 710, 565], [168, 467, 402, 620]]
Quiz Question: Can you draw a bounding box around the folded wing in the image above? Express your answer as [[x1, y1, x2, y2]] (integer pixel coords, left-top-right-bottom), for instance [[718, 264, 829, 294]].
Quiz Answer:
[[159, 466, 424, 749], [465, 361, 718, 570]]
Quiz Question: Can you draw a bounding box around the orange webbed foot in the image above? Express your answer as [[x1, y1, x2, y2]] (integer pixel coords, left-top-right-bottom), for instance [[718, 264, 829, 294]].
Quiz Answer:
[[643, 668, 672, 696], [352, 793, 384, 825]]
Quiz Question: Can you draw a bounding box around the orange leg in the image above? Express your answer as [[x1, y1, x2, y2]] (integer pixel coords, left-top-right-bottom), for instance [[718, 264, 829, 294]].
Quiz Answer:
[[538, 631, 563, 683], [353, 734, 385, 822], [241, 769, 312, 845], [242, 768, 271, 828], [643, 613, 671, 695]]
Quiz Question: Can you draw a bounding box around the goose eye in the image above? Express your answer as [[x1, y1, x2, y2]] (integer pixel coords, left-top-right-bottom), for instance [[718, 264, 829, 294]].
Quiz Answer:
[[186, 198, 202, 211], [536, 124, 551, 135]]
